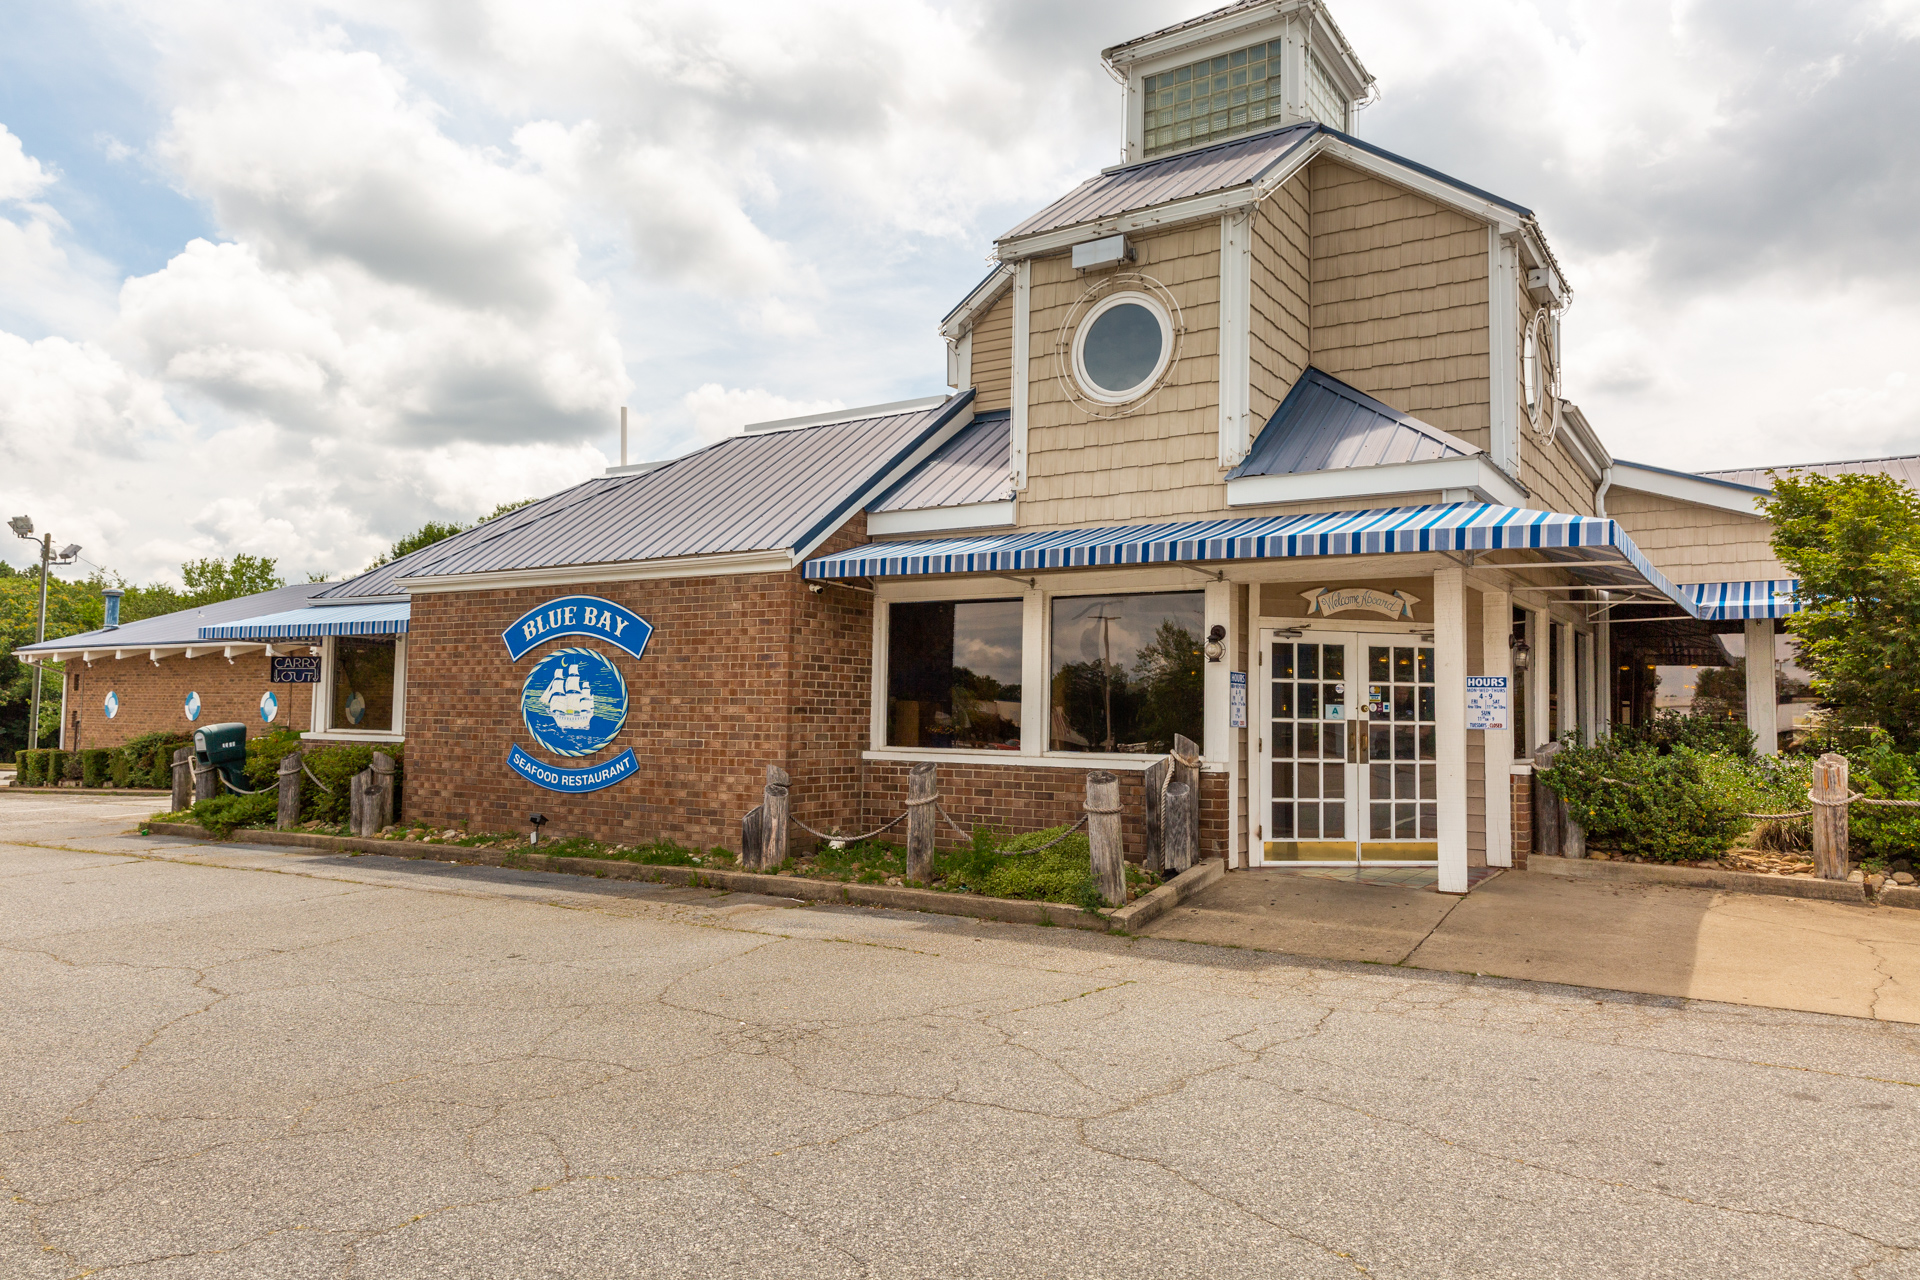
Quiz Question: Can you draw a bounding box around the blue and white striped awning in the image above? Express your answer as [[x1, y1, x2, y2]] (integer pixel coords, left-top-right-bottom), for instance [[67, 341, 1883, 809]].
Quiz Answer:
[[807, 501, 1705, 617], [198, 601, 410, 640], [1681, 580, 1801, 621]]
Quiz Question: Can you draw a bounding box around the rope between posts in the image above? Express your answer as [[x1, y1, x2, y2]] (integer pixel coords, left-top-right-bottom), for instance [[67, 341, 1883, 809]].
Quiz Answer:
[[788, 809, 908, 844], [1740, 791, 1920, 821], [301, 762, 335, 794]]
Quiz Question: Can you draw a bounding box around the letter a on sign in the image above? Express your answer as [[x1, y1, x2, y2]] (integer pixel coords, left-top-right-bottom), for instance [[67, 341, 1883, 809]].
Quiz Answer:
[[502, 596, 653, 661]]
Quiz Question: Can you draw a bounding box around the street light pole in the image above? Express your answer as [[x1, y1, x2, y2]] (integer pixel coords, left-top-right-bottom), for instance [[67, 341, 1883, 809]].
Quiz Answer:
[[9, 517, 81, 752]]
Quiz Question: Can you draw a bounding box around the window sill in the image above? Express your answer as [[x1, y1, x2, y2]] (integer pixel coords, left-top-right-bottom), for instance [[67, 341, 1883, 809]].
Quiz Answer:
[[302, 730, 405, 744], [862, 748, 1222, 772]]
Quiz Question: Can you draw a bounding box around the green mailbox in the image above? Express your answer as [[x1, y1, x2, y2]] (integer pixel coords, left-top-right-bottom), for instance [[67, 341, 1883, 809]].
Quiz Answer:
[[193, 722, 249, 793]]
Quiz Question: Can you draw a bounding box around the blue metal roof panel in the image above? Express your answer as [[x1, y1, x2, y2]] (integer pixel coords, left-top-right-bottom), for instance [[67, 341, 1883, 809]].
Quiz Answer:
[[13, 581, 333, 655], [869, 412, 1012, 512], [198, 601, 411, 640], [999, 123, 1319, 243], [381, 393, 974, 581], [805, 502, 1703, 620], [1228, 368, 1479, 480]]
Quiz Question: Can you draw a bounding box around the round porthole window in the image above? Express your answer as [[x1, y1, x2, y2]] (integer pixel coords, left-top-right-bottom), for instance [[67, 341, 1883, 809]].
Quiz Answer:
[[1072, 292, 1173, 405]]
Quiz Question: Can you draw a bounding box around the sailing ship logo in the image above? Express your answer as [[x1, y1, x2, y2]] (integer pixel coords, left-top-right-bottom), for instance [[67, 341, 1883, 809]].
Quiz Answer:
[[519, 646, 627, 758]]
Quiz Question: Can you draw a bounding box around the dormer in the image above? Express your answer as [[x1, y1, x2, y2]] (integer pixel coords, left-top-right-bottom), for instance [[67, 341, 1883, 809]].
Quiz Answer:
[[1104, 0, 1374, 164]]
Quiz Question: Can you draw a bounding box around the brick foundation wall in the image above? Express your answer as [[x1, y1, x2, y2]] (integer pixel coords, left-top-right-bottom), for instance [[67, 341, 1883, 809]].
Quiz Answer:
[[58, 652, 319, 751], [1511, 768, 1531, 870]]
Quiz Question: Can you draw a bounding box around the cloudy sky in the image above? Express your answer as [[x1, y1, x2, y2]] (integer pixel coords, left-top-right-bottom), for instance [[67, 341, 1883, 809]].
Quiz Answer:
[[2, 0, 1916, 585]]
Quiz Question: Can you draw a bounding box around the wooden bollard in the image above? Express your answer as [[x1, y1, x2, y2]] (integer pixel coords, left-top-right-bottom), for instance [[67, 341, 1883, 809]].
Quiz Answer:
[[1811, 752, 1850, 880], [741, 804, 766, 870], [764, 779, 790, 872], [276, 752, 303, 830], [170, 746, 193, 813], [371, 752, 396, 831], [1163, 780, 1196, 877], [1532, 742, 1566, 857], [193, 753, 218, 805], [349, 768, 371, 836], [1142, 755, 1169, 875], [905, 761, 937, 884], [1086, 770, 1124, 907], [1171, 732, 1201, 862]]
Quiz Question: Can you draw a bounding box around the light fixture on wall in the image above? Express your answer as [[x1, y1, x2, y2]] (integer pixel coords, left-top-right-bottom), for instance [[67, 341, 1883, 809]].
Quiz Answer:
[[1204, 624, 1226, 663], [1511, 636, 1533, 671]]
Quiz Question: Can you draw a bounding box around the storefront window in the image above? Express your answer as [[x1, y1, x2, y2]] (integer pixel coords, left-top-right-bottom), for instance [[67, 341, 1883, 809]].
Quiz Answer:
[[331, 637, 397, 733], [1049, 592, 1203, 753], [886, 600, 1023, 749]]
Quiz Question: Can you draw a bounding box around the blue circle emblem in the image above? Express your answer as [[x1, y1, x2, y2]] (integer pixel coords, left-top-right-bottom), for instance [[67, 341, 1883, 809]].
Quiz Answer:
[[103, 691, 119, 720], [260, 691, 279, 723], [184, 691, 201, 721], [520, 647, 627, 758]]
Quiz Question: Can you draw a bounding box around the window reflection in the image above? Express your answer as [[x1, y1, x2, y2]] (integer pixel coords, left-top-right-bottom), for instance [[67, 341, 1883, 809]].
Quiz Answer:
[[1049, 593, 1204, 752], [887, 601, 1023, 749], [332, 637, 396, 732]]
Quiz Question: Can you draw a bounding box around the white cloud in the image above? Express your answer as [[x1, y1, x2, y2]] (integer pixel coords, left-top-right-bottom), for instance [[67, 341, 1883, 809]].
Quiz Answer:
[[681, 383, 842, 443], [0, 125, 53, 202]]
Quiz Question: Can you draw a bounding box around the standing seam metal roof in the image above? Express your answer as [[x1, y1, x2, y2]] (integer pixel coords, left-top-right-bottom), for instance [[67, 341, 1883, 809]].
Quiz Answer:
[[999, 122, 1318, 243], [342, 394, 975, 583], [13, 581, 333, 655], [1227, 367, 1479, 479], [869, 413, 1012, 512], [1699, 454, 1920, 491]]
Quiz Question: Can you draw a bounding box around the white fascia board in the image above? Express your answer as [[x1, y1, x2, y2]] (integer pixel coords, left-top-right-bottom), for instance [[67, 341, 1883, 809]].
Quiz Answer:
[[1105, 1, 1298, 70], [746, 397, 949, 434], [1609, 462, 1768, 517], [938, 264, 1017, 341], [1555, 403, 1610, 483], [866, 501, 1015, 537], [1227, 456, 1529, 510], [1218, 210, 1253, 467], [997, 142, 1316, 262], [1318, 138, 1525, 233], [405, 549, 797, 594]]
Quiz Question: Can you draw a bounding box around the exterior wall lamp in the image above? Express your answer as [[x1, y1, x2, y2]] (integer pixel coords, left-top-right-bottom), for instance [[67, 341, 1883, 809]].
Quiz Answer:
[[1510, 637, 1533, 671], [1204, 624, 1227, 663]]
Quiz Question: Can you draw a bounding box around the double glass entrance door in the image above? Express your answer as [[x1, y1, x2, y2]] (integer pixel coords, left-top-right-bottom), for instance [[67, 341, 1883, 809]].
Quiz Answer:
[[1259, 629, 1439, 865]]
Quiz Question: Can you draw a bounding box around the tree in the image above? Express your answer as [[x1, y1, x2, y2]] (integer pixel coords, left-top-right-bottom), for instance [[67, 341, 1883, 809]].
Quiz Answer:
[[366, 500, 533, 570], [180, 554, 286, 606], [1761, 471, 1920, 751]]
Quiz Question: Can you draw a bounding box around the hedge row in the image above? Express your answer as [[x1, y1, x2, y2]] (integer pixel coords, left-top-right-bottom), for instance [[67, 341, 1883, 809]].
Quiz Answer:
[[14, 731, 194, 789]]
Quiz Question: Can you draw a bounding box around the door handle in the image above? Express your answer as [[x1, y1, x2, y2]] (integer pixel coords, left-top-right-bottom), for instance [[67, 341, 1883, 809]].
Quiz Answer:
[[1348, 719, 1358, 764]]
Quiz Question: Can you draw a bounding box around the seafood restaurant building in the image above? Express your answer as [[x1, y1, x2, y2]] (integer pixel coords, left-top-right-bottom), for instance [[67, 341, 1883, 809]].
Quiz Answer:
[[25, 0, 1843, 892]]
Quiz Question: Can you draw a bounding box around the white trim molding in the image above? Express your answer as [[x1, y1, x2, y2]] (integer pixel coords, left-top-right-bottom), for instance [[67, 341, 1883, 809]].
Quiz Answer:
[[1226, 455, 1528, 510], [406, 549, 796, 593], [939, 263, 1017, 342], [1218, 210, 1253, 467], [1010, 260, 1032, 491], [867, 501, 1016, 537], [1609, 461, 1768, 517], [1489, 228, 1521, 477]]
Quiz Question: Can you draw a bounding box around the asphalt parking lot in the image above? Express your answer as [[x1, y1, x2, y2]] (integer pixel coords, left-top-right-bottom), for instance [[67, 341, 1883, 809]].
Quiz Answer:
[[4, 792, 1918, 1278]]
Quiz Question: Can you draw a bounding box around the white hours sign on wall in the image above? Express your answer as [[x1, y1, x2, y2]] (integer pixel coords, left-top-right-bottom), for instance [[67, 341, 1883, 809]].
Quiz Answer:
[[1466, 676, 1509, 731]]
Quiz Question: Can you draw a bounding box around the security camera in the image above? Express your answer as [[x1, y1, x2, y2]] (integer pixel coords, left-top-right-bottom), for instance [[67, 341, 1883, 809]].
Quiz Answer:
[[808, 583, 825, 594]]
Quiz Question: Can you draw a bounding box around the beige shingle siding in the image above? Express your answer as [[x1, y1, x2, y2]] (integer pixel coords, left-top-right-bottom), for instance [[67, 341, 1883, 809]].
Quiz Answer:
[[1606, 488, 1787, 582], [1307, 160, 1491, 448], [1021, 222, 1226, 527], [1249, 177, 1310, 427], [1512, 271, 1596, 517], [969, 291, 1015, 413]]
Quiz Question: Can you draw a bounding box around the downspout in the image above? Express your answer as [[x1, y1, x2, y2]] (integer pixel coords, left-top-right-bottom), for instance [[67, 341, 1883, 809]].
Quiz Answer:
[[1595, 464, 1613, 518]]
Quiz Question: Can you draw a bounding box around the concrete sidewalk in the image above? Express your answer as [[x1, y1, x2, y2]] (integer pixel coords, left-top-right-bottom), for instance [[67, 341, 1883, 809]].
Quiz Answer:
[[1141, 868, 1920, 1022]]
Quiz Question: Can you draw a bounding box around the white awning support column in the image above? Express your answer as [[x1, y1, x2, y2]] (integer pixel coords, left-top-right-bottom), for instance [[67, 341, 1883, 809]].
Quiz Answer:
[[1745, 619, 1779, 755], [1556, 621, 1577, 743], [1479, 585, 1514, 868], [1435, 567, 1470, 894], [1596, 617, 1613, 739]]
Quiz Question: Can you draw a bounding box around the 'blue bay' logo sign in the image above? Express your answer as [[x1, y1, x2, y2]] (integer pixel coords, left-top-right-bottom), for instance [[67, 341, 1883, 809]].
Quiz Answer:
[[503, 596, 649, 794]]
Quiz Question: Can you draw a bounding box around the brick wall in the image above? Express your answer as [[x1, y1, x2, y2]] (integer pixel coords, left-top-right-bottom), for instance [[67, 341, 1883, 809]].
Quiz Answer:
[[58, 651, 318, 751], [400, 518, 874, 848]]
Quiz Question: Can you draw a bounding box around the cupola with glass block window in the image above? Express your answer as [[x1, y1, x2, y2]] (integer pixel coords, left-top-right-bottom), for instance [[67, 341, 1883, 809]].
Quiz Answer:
[[1104, 0, 1374, 164]]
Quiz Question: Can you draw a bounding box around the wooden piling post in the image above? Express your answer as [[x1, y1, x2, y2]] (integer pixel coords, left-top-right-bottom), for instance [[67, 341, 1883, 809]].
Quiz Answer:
[[1811, 752, 1850, 881], [170, 746, 193, 813], [741, 805, 766, 870], [1142, 756, 1169, 875], [370, 752, 396, 832], [764, 783, 790, 871], [1086, 770, 1124, 907], [193, 753, 218, 805], [1171, 732, 1201, 866], [276, 752, 303, 830], [1163, 780, 1196, 877], [906, 761, 937, 884], [1532, 742, 1565, 857]]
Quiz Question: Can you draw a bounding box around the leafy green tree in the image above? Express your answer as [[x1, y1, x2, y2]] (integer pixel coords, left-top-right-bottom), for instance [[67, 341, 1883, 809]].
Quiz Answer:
[[1761, 471, 1920, 751], [181, 554, 285, 605], [1132, 620, 1204, 749], [366, 500, 532, 570]]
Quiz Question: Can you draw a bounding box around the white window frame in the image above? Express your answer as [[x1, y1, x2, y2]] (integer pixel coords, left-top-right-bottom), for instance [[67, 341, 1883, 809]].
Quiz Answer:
[[864, 568, 1215, 771], [306, 634, 407, 742], [1071, 291, 1174, 406]]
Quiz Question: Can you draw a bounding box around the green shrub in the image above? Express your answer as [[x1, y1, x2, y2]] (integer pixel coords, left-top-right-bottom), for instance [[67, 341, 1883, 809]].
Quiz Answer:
[[109, 749, 132, 788], [1542, 742, 1773, 863], [62, 751, 83, 783], [120, 732, 193, 789], [41, 750, 65, 785], [188, 792, 279, 838], [237, 734, 405, 825], [80, 749, 112, 788], [1842, 732, 1920, 861], [1610, 709, 1756, 758], [16, 750, 41, 786]]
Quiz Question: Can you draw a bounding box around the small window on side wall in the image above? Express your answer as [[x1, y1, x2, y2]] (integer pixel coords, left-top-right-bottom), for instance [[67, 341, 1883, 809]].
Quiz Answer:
[[330, 636, 398, 733], [887, 601, 1023, 750], [1049, 592, 1204, 753]]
